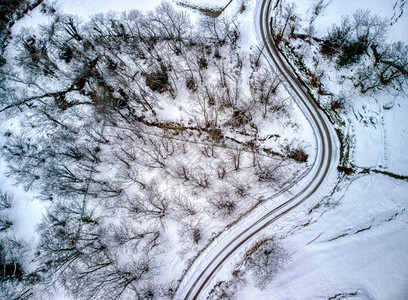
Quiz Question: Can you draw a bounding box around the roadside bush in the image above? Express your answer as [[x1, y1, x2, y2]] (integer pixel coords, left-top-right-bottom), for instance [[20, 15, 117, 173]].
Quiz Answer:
[[286, 146, 308, 163], [243, 236, 289, 289]]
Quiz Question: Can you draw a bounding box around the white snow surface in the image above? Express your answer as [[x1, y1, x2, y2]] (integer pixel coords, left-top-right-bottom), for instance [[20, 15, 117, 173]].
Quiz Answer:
[[2, 0, 407, 299], [236, 173, 408, 299]]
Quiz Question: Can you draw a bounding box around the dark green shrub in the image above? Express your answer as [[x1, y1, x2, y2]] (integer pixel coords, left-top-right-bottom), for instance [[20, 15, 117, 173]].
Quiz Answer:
[[145, 63, 169, 92], [337, 38, 367, 67]]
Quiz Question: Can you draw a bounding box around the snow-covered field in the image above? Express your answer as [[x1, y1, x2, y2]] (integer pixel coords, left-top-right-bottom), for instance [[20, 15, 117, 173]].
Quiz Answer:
[[237, 172, 408, 299]]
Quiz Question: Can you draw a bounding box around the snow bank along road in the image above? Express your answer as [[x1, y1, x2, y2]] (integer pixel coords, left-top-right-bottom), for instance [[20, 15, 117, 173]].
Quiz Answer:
[[175, 0, 340, 298]]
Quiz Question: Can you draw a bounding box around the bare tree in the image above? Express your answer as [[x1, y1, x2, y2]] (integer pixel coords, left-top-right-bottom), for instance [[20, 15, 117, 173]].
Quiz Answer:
[[355, 41, 408, 94], [134, 135, 171, 169], [207, 188, 237, 220], [36, 200, 162, 300], [207, 269, 246, 300], [228, 147, 242, 171], [189, 166, 210, 189], [177, 219, 203, 256], [172, 193, 200, 219], [124, 181, 170, 227], [242, 236, 289, 289], [189, 85, 221, 128], [249, 67, 281, 117], [199, 16, 238, 45], [322, 10, 388, 67], [0, 2, 303, 298], [273, 2, 299, 43], [149, 2, 192, 55]]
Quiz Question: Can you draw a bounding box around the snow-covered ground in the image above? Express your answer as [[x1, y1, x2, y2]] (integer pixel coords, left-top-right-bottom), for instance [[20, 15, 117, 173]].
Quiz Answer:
[[2, 0, 407, 299], [234, 0, 408, 298], [237, 172, 408, 299]]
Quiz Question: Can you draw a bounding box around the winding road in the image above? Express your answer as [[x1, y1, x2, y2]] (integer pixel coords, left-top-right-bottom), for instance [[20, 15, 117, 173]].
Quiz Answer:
[[175, 0, 339, 298]]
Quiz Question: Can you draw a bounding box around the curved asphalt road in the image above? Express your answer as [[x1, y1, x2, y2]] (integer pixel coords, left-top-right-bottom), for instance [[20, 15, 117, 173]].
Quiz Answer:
[[175, 0, 339, 298]]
